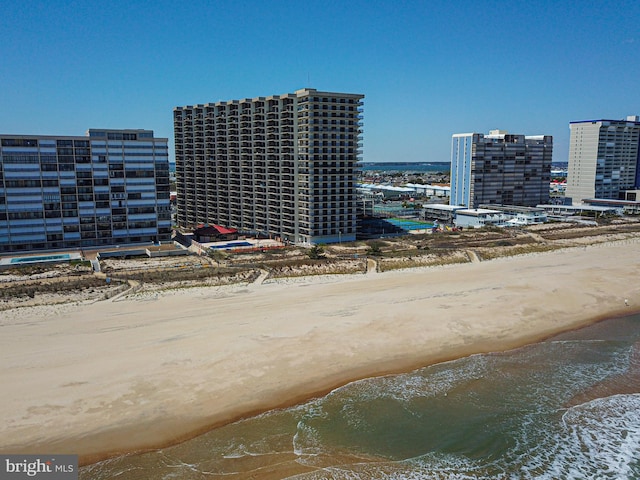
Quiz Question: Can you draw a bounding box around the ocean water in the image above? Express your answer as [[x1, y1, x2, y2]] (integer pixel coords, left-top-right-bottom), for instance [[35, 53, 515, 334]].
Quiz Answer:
[[360, 162, 451, 174], [81, 314, 640, 479]]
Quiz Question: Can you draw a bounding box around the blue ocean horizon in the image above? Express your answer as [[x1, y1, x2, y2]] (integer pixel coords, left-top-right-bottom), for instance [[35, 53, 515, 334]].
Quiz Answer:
[[360, 162, 451, 173]]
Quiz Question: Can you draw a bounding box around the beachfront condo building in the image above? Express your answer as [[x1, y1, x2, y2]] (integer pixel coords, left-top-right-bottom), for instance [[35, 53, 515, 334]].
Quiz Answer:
[[174, 88, 364, 245], [0, 129, 171, 253], [450, 130, 552, 209], [565, 116, 640, 204]]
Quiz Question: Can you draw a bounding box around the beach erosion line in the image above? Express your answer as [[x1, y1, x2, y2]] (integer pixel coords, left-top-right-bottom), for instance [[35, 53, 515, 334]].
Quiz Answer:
[[1, 240, 639, 465]]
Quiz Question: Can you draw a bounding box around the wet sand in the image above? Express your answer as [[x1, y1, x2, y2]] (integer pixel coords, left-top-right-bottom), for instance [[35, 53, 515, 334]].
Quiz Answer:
[[1, 240, 639, 465]]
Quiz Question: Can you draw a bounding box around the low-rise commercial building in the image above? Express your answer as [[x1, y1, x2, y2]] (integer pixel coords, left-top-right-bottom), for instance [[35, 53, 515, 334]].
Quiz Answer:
[[478, 204, 548, 225], [453, 208, 506, 229]]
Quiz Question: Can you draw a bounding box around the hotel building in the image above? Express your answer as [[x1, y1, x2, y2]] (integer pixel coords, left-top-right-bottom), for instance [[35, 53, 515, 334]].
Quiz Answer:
[[0, 129, 171, 253], [450, 130, 552, 208], [174, 88, 364, 245], [565, 116, 640, 204]]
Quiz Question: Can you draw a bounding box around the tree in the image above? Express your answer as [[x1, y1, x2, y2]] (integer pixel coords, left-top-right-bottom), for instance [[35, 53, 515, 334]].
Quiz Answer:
[[307, 245, 326, 259], [367, 242, 383, 256]]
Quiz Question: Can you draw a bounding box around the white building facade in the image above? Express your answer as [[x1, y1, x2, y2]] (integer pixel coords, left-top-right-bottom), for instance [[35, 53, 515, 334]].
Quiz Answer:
[[453, 208, 506, 229], [0, 129, 171, 253], [565, 116, 640, 204]]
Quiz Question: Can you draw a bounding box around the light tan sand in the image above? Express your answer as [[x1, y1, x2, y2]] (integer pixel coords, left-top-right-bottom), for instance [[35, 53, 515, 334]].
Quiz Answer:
[[1, 241, 639, 465]]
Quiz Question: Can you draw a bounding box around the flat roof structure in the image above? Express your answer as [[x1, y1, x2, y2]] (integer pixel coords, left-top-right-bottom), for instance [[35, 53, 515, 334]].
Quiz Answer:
[[478, 204, 546, 214], [537, 204, 618, 215], [456, 208, 503, 216], [358, 184, 416, 193], [582, 198, 640, 207], [405, 183, 451, 192], [423, 204, 465, 212]]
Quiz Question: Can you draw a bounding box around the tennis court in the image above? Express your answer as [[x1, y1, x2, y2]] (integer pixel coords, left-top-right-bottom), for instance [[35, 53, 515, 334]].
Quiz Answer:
[[386, 218, 434, 231]]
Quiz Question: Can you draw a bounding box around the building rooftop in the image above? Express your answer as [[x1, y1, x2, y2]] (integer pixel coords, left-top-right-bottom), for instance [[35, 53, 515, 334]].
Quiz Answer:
[[456, 208, 503, 216], [405, 183, 450, 191], [569, 116, 640, 125], [478, 204, 546, 213], [423, 204, 465, 211], [358, 183, 416, 193]]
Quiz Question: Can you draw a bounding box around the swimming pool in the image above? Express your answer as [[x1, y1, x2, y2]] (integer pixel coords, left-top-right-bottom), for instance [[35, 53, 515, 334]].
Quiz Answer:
[[386, 218, 434, 231], [210, 241, 254, 250], [10, 253, 72, 264]]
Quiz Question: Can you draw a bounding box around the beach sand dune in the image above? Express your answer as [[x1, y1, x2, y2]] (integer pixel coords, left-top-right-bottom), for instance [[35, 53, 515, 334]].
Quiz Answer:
[[1, 241, 639, 464]]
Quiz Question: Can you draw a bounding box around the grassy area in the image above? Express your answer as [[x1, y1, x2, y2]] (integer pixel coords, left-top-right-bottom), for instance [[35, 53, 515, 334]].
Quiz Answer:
[[378, 252, 469, 272], [265, 258, 367, 278], [475, 244, 563, 261]]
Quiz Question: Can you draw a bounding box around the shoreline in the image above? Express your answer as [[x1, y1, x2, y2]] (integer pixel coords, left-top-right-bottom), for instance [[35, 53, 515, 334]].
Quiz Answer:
[[84, 314, 627, 467], [1, 241, 639, 466]]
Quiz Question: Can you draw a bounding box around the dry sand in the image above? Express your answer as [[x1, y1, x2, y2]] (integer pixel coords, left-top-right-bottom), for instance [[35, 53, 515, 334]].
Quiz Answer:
[[1, 240, 640, 465]]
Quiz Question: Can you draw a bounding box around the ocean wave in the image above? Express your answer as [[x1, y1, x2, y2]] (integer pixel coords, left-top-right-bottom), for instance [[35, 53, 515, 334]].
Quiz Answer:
[[81, 316, 640, 480], [285, 392, 640, 479], [285, 339, 639, 479], [551, 393, 640, 478]]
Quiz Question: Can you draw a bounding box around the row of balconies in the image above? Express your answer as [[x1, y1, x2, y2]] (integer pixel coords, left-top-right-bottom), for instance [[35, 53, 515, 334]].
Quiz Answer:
[[298, 189, 353, 197], [204, 135, 295, 145], [178, 109, 285, 119], [176, 108, 311, 122], [182, 125, 300, 138], [176, 165, 356, 178]]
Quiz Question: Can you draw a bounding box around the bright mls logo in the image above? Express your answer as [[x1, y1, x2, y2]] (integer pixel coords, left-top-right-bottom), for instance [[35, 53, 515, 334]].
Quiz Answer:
[[1, 455, 77, 479]]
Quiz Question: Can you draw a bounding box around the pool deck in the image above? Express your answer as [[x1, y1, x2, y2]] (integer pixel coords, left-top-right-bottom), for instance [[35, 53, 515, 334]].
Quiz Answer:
[[0, 252, 83, 267], [203, 238, 284, 251]]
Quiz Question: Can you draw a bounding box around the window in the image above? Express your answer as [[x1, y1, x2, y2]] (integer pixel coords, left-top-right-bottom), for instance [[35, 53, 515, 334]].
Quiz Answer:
[[1, 138, 38, 147]]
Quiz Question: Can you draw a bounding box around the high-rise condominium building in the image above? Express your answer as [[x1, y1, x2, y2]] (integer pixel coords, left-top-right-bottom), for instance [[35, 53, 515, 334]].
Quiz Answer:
[[450, 130, 552, 209], [0, 129, 171, 253], [565, 116, 640, 204], [174, 88, 364, 245]]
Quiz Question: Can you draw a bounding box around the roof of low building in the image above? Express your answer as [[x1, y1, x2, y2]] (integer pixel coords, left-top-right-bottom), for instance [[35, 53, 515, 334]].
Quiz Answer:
[[195, 224, 238, 235], [456, 208, 503, 216]]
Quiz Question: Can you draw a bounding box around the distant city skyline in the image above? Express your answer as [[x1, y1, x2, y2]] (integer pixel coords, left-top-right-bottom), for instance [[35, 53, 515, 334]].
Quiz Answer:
[[1, 0, 638, 164]]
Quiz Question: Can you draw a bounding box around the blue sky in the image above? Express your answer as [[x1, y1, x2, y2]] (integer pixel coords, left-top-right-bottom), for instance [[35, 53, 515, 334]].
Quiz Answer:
[[1, 0, 638, 163]]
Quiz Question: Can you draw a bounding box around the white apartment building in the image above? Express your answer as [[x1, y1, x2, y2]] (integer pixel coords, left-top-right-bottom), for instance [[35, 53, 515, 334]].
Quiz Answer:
[[565, 116, 640, 204], [0, 129, 171, 253], [174, 88, 364, 245]]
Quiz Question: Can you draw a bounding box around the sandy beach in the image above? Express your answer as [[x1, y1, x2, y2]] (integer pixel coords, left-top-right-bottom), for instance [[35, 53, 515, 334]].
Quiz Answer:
[[1, 239, 639, 465]]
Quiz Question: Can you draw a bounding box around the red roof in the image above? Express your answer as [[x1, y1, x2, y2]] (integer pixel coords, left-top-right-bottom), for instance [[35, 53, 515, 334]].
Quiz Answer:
[[195, 224, 238, 235], [212, 224, 237, 234]]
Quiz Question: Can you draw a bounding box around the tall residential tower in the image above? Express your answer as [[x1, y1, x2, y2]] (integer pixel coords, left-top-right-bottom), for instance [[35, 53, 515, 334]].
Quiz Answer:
[[174, 88, 364, 245], [450, 130, 552, 208], [0, 129, 171, 253], [565, 116, 640, 204]]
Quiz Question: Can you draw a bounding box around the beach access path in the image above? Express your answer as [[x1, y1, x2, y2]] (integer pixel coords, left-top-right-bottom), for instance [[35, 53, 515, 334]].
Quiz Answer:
[[1, 240, 639, 464]]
